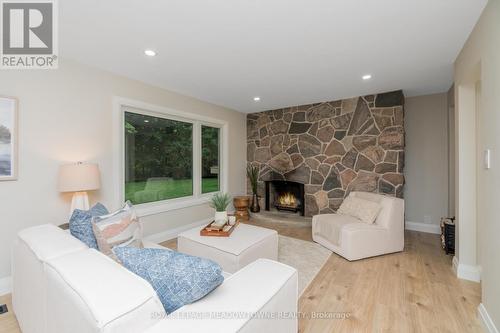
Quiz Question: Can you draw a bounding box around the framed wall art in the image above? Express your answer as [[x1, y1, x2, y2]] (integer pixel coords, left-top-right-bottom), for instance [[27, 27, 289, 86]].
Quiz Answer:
[[0, 96, 18, 181]]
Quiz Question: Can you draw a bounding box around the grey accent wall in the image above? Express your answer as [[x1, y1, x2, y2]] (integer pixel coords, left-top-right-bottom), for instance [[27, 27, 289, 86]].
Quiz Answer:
[[404, 93, 449, 226]]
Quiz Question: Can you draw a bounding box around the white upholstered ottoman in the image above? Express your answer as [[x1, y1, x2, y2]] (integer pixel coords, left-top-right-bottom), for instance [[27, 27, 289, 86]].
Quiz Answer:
[[177, 223, 278, 273]]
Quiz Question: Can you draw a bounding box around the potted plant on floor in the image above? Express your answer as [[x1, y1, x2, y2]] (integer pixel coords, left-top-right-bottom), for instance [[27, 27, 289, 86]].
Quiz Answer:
[[210, 192, 232, 224], [246, 164, 260, 213]]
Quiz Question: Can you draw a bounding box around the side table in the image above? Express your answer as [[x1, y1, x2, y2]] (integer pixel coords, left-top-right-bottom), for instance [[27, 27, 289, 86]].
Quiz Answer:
[[233, 196, 250, 221]]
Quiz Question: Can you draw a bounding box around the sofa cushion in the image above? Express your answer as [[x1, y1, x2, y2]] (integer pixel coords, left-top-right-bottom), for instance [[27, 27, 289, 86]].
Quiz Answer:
[[69, 203, 109, 249], [313, 214, 361, 246], [17, 224, 89, 262], [92, 201, 143, 257], [45, 249, 163, 329], [113, 247, 224, 314], [143, 259, 298, 333], [337, 196, 381, 224]]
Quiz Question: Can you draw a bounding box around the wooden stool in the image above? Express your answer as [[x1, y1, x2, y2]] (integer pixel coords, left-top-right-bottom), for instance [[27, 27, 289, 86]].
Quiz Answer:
[[233, 196, 250, 221]]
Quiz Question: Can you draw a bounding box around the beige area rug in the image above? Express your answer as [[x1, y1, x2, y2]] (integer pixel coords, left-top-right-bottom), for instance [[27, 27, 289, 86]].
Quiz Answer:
[[278, 235, 331, 295]]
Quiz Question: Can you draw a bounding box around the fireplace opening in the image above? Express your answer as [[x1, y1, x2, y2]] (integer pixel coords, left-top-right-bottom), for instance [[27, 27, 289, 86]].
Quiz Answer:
[[276, 192, 297, 210], [265, 180, 305, 216]]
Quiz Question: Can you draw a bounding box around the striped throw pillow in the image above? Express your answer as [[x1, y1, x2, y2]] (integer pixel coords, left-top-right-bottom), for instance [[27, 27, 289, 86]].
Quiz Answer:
[[92, 201, 143, 258]]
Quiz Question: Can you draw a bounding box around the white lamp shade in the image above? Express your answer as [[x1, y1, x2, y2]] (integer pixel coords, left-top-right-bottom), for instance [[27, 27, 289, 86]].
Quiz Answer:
[[58, 163, 101, 192]]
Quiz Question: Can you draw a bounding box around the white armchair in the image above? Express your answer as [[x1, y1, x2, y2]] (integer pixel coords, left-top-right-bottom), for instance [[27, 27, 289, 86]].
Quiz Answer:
[[312, 191, 404, 261]]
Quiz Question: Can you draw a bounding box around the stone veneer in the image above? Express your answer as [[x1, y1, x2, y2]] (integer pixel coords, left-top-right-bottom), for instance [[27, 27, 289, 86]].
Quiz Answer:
[[247, 90, 405, 217]]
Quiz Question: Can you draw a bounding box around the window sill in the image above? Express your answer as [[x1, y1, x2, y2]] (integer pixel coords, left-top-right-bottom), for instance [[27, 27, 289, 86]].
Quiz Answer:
[[133, 196, 212, 217]]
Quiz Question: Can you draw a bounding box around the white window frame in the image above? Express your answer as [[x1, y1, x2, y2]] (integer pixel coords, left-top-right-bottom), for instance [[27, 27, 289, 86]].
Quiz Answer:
[[113, 97, 228, 217]]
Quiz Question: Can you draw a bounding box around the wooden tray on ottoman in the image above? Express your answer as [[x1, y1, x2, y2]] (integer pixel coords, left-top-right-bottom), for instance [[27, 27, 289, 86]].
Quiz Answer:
[[200, 220, 239, 237]]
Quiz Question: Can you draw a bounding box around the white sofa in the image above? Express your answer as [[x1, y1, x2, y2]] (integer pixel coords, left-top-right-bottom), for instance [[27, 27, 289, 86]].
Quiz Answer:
[[312, 191, 404, 261], [12, 224, 298, 333]]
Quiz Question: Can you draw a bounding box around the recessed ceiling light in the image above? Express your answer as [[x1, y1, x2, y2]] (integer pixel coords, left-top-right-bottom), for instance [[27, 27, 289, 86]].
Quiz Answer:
[[144, 49, 156, 57], [253, 97, 261, 102], [362, 74, 372, 80], [144, 119, 150, 123]]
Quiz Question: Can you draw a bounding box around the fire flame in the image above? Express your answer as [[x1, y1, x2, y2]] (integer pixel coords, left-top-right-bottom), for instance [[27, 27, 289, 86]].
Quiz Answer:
[[278, 192, 297, 207]]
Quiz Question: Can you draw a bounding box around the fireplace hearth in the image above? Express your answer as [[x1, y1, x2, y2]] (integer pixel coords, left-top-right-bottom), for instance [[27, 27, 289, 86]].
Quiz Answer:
[[265, 180, 305, 216]]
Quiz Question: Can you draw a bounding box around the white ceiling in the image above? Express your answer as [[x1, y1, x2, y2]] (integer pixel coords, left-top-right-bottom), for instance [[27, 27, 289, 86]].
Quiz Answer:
[[60, 0, 487, 113]]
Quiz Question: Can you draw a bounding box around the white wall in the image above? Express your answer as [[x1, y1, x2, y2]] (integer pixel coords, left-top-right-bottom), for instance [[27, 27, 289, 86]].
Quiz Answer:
[[404, 93, 449, 229], [0, 59, 247, 280], [455, 0, 500, 329]]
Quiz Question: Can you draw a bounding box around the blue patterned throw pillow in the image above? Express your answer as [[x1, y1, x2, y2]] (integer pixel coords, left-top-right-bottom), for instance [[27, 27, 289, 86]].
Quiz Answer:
[[69, 203, 109, 249], [113, 247, 224, 313]]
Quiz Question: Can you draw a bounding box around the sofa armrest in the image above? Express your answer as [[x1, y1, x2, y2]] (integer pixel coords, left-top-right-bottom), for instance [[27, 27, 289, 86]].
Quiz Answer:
[[144, 259, 298, 333], [12, 224, 89, 333], [44, 249, 165, 333]]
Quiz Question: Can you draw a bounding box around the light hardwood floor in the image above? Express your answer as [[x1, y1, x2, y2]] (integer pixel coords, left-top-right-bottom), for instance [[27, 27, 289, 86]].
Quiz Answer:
[[251, 220, 482, 333], [0, 295, 17, 333], [298, 231, 482, 333], [0, 222, 482, 333]]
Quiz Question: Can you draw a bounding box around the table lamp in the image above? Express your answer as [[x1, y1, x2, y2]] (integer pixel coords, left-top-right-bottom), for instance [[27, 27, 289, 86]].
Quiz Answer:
[[58, 162, 101, 214]]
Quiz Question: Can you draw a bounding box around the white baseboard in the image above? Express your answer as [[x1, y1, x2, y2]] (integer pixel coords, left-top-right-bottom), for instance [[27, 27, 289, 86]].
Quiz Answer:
[[0, 276, 12, 296], [405, 221, 441, 234], [452, 256, 481, 282], [144, 218, 212, 244], [478, 303, 499, 333]]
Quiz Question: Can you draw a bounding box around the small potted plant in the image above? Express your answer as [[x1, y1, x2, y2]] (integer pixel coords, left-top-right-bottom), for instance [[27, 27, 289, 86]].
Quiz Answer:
[[210, 192, 232, 223], [246, 164, 260, 213]]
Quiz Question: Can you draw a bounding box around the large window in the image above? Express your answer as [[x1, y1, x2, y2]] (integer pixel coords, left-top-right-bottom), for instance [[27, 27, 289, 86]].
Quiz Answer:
[[122, 108, 223, 206], [201, 126, 220, 194]]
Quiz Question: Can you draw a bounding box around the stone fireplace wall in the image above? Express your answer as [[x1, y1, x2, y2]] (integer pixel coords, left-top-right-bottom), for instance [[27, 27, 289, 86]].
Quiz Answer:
[[247, 90, 405, 217]]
